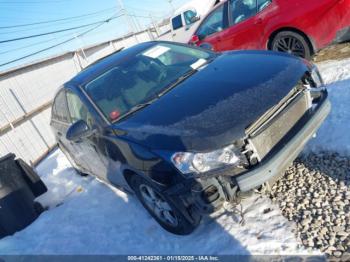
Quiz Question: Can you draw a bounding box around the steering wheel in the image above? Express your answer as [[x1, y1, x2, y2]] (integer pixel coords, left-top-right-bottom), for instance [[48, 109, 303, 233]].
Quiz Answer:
[[234, 15, 245, 24]]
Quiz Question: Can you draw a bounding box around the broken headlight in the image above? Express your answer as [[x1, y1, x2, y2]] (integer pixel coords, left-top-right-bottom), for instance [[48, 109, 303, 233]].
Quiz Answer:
[[171, 145, 244, 176]]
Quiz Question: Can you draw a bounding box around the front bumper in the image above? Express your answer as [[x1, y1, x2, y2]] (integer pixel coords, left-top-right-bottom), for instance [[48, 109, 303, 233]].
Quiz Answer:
[[172, 94, 330, 215], [236, 98, 331, 192], [187, 97, 330, 214]]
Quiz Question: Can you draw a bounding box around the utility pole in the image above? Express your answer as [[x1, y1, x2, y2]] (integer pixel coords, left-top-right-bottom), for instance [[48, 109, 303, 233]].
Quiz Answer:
[[117, 0, 139, 43], [74, 34, 89, 64], [149, 13, 160, 38], [132, 12, 143, 32], [167, 0, 175, 12]]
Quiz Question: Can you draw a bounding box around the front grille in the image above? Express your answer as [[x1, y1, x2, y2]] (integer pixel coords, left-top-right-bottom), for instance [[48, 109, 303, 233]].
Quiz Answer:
[[247, 90, 311, 160]]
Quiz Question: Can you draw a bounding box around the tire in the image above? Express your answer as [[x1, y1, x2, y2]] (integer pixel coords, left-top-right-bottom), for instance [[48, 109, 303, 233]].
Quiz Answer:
[[130, 175, 201, 235], [270, 31, 312, 60]]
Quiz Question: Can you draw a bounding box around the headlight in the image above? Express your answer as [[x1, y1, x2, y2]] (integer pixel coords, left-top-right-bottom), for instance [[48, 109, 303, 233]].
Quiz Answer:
[[310, 65, 324, 88], [171, 145, 244, 175]]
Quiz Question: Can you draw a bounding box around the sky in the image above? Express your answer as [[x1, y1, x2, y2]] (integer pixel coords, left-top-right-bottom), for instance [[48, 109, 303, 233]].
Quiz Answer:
[[0, 0, 188, 71]]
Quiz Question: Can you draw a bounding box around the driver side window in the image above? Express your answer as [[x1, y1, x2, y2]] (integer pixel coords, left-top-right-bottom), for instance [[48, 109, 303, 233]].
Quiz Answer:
[[66, 91, 94, 127], [196, 4, 225, 39], [230, 0, 257, 25]]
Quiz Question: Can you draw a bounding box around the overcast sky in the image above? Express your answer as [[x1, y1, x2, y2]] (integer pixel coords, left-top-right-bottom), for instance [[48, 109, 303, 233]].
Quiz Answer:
[[0, 0, 188, 71]]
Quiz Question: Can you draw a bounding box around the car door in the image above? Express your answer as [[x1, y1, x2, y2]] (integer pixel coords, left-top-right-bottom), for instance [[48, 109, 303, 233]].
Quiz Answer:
[[65, 90, 108, 179], [171, 14, 184, 40], [50, 89, 91, 173], [195, 2, 230, 51], [219, 0, 274, 51]]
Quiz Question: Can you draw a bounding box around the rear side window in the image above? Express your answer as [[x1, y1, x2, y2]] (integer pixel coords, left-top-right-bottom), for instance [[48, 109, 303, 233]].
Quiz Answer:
[[52, 89, 70, 123], [196, 4, 225, 39], [66, 91, 94, 127], [172, 15, 183, 30]]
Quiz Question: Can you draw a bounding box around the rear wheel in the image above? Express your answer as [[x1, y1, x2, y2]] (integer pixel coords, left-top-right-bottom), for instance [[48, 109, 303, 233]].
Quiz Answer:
[[130, 175, 200, 235], [271, 31, 312, 60]]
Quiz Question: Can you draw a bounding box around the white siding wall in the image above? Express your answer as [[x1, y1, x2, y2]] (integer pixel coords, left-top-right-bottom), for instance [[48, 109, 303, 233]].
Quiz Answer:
[[0, 31, 152, 164]]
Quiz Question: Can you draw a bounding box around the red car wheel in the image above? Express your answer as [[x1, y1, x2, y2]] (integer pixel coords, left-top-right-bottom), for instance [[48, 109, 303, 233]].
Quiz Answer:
[[271, 31, 312, 60]]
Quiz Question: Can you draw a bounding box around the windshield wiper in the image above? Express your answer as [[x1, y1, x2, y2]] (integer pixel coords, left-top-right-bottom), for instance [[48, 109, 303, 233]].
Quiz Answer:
[[157, 57, 216, 98], [157, 69, 198, 98], [115, 98, 157, 122]]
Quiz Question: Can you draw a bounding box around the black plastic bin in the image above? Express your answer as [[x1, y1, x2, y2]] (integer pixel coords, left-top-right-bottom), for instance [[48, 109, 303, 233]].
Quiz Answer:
[[0, 154, 47, 239]]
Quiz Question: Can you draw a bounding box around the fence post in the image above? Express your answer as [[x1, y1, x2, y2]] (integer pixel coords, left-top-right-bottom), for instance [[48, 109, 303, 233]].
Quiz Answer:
[[9, 89, 50, 150]]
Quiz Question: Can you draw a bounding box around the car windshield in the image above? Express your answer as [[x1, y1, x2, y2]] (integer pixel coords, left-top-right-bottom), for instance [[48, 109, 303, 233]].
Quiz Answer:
[[84, 43, 215, 122]]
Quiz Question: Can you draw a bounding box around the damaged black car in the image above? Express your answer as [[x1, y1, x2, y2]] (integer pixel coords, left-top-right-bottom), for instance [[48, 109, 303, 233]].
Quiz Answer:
[[50, 41, 330, 235]]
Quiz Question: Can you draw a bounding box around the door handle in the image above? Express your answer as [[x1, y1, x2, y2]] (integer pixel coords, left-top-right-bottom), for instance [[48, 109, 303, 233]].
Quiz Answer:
[[57, 132, 62, 137]]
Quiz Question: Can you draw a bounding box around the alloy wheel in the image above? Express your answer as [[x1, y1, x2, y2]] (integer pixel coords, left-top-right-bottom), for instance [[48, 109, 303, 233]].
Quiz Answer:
[[139, 184, 178, 227], [272, 35, 306, 58]]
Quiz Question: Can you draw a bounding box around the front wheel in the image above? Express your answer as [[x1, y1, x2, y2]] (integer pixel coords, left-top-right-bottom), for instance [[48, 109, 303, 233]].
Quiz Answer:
[[270, 31, 312, 60], [131, 175, 200, 235]]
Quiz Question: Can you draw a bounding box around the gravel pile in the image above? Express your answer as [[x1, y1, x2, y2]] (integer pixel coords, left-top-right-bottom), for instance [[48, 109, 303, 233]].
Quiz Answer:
[[269, 152, 350, 258]]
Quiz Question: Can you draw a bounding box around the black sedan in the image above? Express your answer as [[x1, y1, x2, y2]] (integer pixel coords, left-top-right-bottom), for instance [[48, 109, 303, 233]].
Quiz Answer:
[[50, 41, 330, 235]]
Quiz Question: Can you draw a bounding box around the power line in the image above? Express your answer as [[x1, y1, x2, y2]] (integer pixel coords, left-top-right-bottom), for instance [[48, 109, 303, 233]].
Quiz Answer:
[[0, 18, 122, 55], [0, 14, 112, 35], [0, 30, 84, 55], [0, 10, 119, 35], [0, 7, 117, 29], [0, 16, 118, 44], [0, 0, 70, 4], [129, 14, 161, 19], [0, 14, 122, 68]]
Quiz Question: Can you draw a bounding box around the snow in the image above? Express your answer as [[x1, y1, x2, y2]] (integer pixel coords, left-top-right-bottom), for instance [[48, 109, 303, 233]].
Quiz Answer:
[[0, 149, 312, 255], [306, 58, 350, 155], [0, 57, 349, 255]]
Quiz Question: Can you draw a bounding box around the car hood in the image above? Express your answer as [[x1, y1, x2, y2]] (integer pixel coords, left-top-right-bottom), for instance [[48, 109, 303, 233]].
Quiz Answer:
[[112, 51, 309, 152]]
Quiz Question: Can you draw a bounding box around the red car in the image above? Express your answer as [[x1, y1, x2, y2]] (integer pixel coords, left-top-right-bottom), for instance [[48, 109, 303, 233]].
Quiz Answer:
[[189, 0, 350, 59]]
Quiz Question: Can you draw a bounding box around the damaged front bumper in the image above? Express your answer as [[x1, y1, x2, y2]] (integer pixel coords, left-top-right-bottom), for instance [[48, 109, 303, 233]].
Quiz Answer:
[[185, 95, 331, 214], [236, 98, 331, 191]]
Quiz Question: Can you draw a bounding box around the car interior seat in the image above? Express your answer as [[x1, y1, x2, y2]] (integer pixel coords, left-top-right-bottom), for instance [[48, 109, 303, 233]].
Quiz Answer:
[[90, 69, 129, 118]]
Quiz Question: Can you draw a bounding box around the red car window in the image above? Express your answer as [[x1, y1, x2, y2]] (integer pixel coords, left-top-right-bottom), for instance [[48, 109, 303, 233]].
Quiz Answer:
[[257, 0, 272, 12], [230, 0, 257, 25], [196, 4, 226, 40]]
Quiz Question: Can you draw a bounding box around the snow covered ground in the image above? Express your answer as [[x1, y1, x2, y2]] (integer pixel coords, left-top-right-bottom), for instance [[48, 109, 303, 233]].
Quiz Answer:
[[0, 57, 349, 255], [306, 58, 350, 155], [0, 150, 308, 255]]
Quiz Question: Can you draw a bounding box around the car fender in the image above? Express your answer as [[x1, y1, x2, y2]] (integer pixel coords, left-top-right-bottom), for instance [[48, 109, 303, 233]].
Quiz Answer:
[[106, 134, 181, 190]]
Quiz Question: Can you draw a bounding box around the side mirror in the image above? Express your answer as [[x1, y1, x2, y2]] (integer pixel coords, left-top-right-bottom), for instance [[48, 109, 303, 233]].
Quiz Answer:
[[190, 15, 200, 23], [66, 120, 93, 142], [189, 35, 200, 45]]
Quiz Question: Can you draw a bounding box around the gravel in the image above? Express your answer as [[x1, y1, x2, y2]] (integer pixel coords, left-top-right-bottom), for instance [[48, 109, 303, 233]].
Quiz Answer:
[[269, 151, 350, 259]]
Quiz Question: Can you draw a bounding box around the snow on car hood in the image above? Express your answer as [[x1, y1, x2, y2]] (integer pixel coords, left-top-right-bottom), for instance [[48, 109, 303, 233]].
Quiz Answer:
[[113, 51, 309, 152]]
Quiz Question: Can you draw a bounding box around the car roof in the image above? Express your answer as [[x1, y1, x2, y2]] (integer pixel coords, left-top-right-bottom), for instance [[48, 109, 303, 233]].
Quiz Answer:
[[65, 41, 158, 87]]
